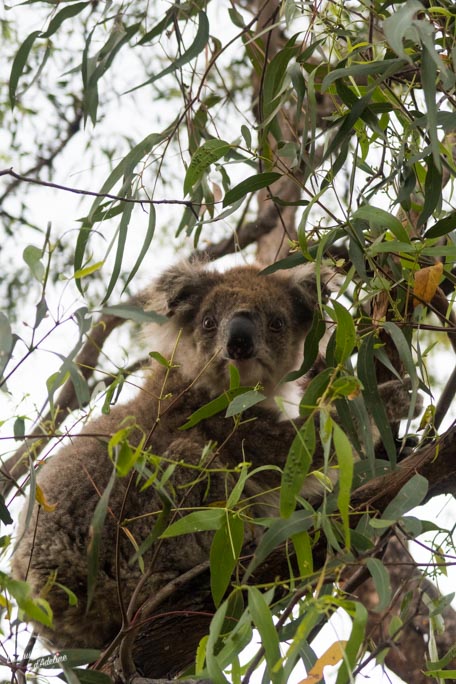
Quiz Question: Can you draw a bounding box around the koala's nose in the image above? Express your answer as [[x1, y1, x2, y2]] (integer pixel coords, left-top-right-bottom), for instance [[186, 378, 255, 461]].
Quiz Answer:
[[226, 314, 256, 360]]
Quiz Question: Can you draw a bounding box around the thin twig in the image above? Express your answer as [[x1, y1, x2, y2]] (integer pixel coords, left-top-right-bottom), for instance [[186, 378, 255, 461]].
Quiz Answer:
[[0, 168, 198, 212]]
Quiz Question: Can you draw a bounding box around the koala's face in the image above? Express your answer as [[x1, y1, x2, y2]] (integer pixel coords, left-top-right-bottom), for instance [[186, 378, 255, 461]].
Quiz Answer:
[[153, 262, 326, 396]]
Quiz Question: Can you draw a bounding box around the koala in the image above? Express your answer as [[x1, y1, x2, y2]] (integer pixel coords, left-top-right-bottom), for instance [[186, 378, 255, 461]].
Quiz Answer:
[[11, 260, 416, 653]]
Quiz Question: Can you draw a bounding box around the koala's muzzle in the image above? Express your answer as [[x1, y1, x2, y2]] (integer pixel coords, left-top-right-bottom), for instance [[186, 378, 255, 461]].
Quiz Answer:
[[226, 314, 256, 360]]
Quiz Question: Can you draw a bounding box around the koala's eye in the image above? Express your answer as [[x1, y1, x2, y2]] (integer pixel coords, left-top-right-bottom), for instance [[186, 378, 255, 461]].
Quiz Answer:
[[202, 315, 217, 331], [269, 316, 285, 332]]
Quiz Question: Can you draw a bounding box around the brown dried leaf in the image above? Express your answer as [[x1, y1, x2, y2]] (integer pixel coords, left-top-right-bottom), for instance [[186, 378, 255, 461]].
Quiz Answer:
[[413, 262, 443, 307], [298, 640, 347, 683], [35, 484, 57, 512]]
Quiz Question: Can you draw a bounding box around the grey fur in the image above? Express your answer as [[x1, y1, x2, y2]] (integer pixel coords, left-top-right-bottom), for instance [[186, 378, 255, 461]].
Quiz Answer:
[[12, 260, 416, 650]]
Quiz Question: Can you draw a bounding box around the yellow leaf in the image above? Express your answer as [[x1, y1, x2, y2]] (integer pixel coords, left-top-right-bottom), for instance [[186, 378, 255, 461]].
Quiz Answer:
[[73, 260, 104, 279], [298, 641, 347, 683], [413, 262, 443, 306], [35, 484, 57, 512]]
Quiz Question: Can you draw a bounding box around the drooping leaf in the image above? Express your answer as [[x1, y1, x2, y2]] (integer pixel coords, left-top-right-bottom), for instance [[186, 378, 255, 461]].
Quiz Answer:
[[333, 423, 353, 548], [357, 334, 397, 463], [223, 172, 281, 207], [335, 601, 368, 684], [58, 668, 112, 684], [225, 390, 266, 417], [352, 205, 410, 242], [160, 509, 225, 538], [421, 46, 440, 170], [381, 473, 428, 522], [184, 139, 230, 196], [0, 572, 53, 628], [86, 465, 117, 611], [331, 300, 356, 365], [413, 262, 443, 306], [280, 418, 315, 518], [102, 200, 134, 303], [100, 304, 166, 324], [248, 587, 282, 683], [128, 11, 210, 93], [418, 155, 443, 227], [383, 0, 425, 63], [122, 204, 156, 293], [424, 212, 456, 238], [210, 513, 244, 606], [244, 510, 313, 580], [366, 558, 392, 613], [23, 244, 45, 282]]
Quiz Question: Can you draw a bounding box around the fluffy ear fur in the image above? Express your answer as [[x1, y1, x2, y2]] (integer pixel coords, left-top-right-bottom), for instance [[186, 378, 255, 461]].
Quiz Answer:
[[150, 260, 222, 323], [288, 263, 335, 321]]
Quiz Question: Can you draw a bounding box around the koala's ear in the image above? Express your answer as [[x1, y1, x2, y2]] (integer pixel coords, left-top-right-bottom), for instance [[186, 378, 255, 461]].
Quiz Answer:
[[288, 263, 335, 322], [153, 260, 221, 321]]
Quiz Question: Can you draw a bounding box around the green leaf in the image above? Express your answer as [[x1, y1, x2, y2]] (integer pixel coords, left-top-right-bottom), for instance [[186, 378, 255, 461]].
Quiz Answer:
[[29, 649, 100, 670], [23, 244, 44, 282], [292, 530, 313, 576], [299, 367, 334, 418], [333, 423, 353, 548], [280, 419, 315, 518], [261, 39, 298, 139], [331, 300, 356, 365], [383, 0, 425, 63], [137, 9, 175, 45], [76, 126, 175, 279], [0, 494, 13, 526], [42, 2, 89, 39], [335, 601, 367, 684], [424, 211, 456, 238], [366, 558, 392, 613], [9, 30, 41, 108], [240, 124, 252, 148], [180, 392, 231, 430], [382, 473, 428, 522], [86, 465, 117, 611], [102, 201, 134, 303], [352, 205, 410, 242], [248, 587, 282, 683], [0, 572, 53, 628], [100, 304, 166, 324], [418, 155, 443, 227], [357, 335, 397, 463], [129, 497, 171, 566], [244, 510, 313, 580], [128, 11, 210, 93], [285, 310, 326, 382], [0, 313, 14, 379], [322, 58, 406, 91], [183, 138, 230, 196], [161, 509, 225, 538], [149, 351, 172, 368], [205, 600, 230, 684], [223, 172, 281, 207], [225, 390, 266, 417], [421, 46, 440, 170], [58, 669, 111, 684], [210, 513, 244, 607], [123, 204, 156, 293]]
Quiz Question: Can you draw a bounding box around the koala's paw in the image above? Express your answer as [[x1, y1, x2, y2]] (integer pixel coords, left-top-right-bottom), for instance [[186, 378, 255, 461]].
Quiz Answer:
[[378, 378, 423, 421]]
